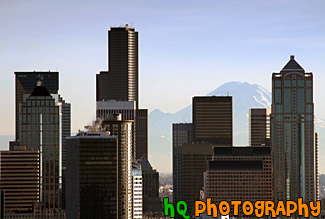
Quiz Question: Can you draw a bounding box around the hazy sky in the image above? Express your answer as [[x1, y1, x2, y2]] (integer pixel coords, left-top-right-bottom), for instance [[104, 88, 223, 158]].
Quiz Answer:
[[1, 0, 325, 136]]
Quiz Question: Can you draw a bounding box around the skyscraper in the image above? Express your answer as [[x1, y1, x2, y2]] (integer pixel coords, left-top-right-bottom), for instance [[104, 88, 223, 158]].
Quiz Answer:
[[19, 81, 70, 213], [14, 72, 59, 141], [102, 114, 133, 219], [66, 133, 118, 219], [132, 163, 143, 219], [96, 25, 148, 161], [193, 96, 232, 145], [271, 55, 317, 202], [135, 109, 148, 160], [249, 108, 271, 146], [178, 143, 214, 217], [172, 123, 192, 206], [96, 25, 138, 106], [0, 145, 39, 215]]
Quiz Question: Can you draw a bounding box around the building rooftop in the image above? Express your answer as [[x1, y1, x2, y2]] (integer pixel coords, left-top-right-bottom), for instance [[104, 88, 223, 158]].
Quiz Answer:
[[208, 160, 264, 171], [282, 55, 304, 70], [30, 84, 51, 96], [213, 146, 271, 156]]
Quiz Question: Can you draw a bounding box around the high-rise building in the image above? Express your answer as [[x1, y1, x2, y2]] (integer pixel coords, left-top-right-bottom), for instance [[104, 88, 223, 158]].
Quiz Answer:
[[19, 82, 70, 213], [178, 143, 214, 217], [249, 108, 271, 146], [135, 109, 148, 160], [96, 25, 148, 161], [138, 159, 161, 215], [14, 72, 59, 141], [132, 163, 143, 219], [66, 133, 118, 219], [96, 25, 138, 106], [172, 123, 192, 206], [0, 145, 39, 214], [102, 114, 133, 219], [271, 55, 317, 202], [205, 146, 272, 217], [193, 96, 232, 145]]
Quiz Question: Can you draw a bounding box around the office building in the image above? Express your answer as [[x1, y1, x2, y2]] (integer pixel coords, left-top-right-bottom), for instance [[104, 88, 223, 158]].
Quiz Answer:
[[205, 146, 272, 217], [135, 109, 148, 160], [271, 55, 317, 202], [193, 96, 232, 145], [96, 25, 148, 160], [139, 159, 161, 215], [132, 163, 143, 219], [172, 123, 192, 206], [178, 143, 214, 217], [19, 81, 70, 212], [0, 145, 39, 214], [14, 72, 59, 141], [102, 114, 133, 219], [96, 100, 136, 121], [66, 133, 118, 219], [96, 25, 138, 106], [249, 108, 271, 146]]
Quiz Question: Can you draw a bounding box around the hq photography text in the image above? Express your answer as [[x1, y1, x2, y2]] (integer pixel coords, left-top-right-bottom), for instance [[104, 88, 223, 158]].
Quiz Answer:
[[163, 198, 321, 218]]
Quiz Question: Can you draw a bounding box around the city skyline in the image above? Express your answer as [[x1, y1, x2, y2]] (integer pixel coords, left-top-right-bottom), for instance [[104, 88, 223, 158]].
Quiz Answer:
[[1, 0, 325, 173]]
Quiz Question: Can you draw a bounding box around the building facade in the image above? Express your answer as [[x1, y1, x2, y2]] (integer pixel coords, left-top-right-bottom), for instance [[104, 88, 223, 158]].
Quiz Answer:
[[102, 115, 133, 219], [0, 146, 39, 214], [193, 96, 232, 145], [139, 159, 161, 215], [271, 55, 317, 202], [132, 163, 143, 219], [172, 123, 192, 206], [14, 72, 59, 142], [66, 134, 118, 219], [19, 82, 70, 212], [179, 143, 214, 217], [205, 146, 272, 217], [96, 25, 138, 106], [249, 108, 271, 146]]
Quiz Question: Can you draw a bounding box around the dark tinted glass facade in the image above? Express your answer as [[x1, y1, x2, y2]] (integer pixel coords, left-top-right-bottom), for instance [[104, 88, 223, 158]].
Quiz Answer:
[[193, 96, 232, 145], [66, 136, 118, 219], [271, 56, 317, 203]]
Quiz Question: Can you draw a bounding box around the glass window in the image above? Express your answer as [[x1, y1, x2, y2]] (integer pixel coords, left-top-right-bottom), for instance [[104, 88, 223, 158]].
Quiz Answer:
[[276, 105, 283, 113], [275, 89, 282, 104], [306, 80, 312, 87], [284, 88, 291, 113], [306, 88, 312, 103], [275, 81, 282, 88], [306, 115, 313, 121], [284, 80, 291, 87], [298, 88, 304, 113], [298, 80, 304, 87], [306, 105, 313, 113]]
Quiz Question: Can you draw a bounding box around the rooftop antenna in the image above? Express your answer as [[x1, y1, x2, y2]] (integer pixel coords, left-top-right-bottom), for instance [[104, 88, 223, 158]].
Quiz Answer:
[[227, 91, 229, 96]]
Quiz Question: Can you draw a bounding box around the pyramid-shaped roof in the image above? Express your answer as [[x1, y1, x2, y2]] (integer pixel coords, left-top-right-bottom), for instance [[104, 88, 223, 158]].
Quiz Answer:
[[282, 55, 304, 70], [30, 83, 51, 96]]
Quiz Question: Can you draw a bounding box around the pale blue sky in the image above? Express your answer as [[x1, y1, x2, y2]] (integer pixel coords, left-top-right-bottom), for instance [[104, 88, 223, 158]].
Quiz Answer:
[[1, 0, 325, 136]]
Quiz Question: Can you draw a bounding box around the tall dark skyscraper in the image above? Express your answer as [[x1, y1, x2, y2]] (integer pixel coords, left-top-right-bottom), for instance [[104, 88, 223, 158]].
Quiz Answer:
[[96, 25, 138, 107], [172, 123, 192, 206], [16, 72, 70, 216], [96, 25, 148, 161], [66, 134, 119, 219], [14, 72, 59, 141], [193, 96, 233, 145], [271, 55, 317, 203]]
